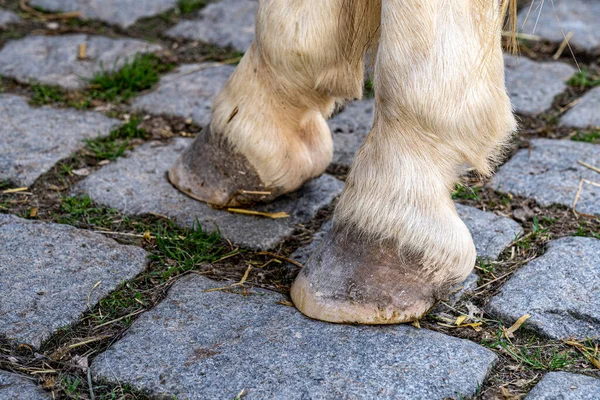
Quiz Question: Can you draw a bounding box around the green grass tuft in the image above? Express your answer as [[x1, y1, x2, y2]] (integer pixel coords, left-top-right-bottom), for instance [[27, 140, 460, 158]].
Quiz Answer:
[[575, 222, 600, 240], [178, 0, 208, 14], [60, 376, 82, 395], [85, 117, 148, 160], [0, 181, 11, 210], [153, 223, 230, 279], [514, 217, 550, 251], [29, 83, 92, 109], [85, 139, 130, 160], [30, 83, 65, 106], [29, 53, 173, 107], [91, 220, 234, 329], [571, 130, 600, 144], [482, 328, 576, 371], [452, 183, 481, 201], [0, 31, 26, 42], [476, 258, 495, 274], [58, 195, 119, 226], [89, 53, 174, 102], [110, 117, 149, 140], [363, 79, 375, 98], [568, 69, 600, 89]]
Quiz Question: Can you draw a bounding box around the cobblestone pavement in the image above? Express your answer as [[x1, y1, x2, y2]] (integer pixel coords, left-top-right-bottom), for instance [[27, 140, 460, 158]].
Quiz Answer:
[[0, 1, 599, 399]]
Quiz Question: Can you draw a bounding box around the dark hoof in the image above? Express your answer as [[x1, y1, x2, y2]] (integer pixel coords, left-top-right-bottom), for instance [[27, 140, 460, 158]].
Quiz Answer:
[[168, 127, 280, 206], [291, 225, 461, 324]]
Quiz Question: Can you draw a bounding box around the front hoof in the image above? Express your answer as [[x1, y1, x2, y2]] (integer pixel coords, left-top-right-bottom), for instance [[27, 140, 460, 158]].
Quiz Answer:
[[168, 127, 279, 207], [291, 226, 462, 324]]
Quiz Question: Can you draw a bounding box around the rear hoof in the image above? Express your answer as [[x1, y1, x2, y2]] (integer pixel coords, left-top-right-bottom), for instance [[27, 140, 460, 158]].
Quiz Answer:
[[168, 127, 279, 206], [291, 226, 464, 324]]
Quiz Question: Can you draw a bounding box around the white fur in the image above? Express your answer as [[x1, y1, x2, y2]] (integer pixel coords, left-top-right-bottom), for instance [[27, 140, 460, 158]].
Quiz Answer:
[[335, 0, 516, 284]]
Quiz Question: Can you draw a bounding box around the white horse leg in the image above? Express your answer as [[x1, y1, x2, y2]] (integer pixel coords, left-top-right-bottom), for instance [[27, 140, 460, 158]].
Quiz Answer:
[[292, 0, 516, 324], [169, 0, 381, 206]]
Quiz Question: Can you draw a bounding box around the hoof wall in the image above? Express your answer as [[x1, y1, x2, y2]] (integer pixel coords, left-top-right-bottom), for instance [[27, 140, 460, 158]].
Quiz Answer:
[[291, 226, 457, 324], [168, 127, 277, 206]]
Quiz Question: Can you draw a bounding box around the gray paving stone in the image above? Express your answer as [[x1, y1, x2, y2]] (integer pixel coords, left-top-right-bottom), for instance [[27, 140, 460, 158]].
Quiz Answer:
[[526, 372, 600, 400], [488, 139, 600, 216], [0, 214, 148, 347], [74, 138, 343, 249], [0, 94, 120, 187], [455, 203, 523, 260], [329, 99, 374, 168], [132, 63, 234, 126], [518, 0, 600, 54], [487, 236, 600, 341], [0, 34, 162, 90], [30, 0, 177, 28], [504, 55, 576, 115], [0, 9, 20, 28], [560, 86, 600, 128], [0, 371, 49, 400], [92, 274, 497, 400], [166, 0, 257, 52]]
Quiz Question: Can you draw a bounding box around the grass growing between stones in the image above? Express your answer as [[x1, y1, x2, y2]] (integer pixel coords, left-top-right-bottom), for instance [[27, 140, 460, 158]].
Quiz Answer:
[[21, 54, 174, 110], [430, 183, 600, 398], [568, 69, 600, 89], [84, 117, 148, 160], [482, 328, 577, 372], [433, 171, 600, 397], [84, 139, 130, 160], [178, 0, 208, 14], [0, 194, 279, 399], [57, 195, 119, 226], [0, 181, 13, 210], [29, 83, 65, 106], [1, 11, 599, 397], [0, 158, 299, 399], [1, 112, 598, 400], [452, 183, 482, 201], [0, 337, 150, 399], [508, 40, 600, 145], [571, 129, 600, 144], [2, 182, 598, 400], [0, 29, 26, 43], [576, 222, 600, 240], [28, 82, 93, 109], [363, 78, 375, 98], [17, 46, 240, 111], [473, 327, 598, 399], [80, 220, 234, 329], [89, 53, 174, 102]]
